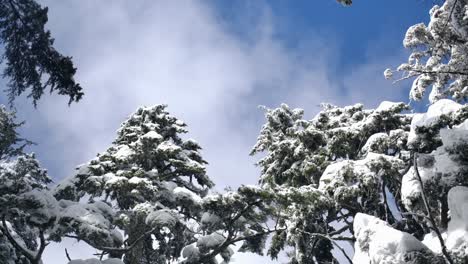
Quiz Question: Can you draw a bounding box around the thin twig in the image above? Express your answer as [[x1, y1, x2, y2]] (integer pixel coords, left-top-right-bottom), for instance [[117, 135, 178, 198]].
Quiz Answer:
[[65, 248, 71, 261], [329, 225, 349, 236], [414, 153, 453, 264]]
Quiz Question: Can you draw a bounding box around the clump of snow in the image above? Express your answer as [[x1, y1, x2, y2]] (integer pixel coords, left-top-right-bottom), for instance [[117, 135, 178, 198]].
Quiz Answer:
[[161, 181, 177, 191], [113, 145, 134, 160], [145, 209, 178, 227], [196, 232, 225, 252], [422, 232, 445, 255], [401, 166, 423, 209], [174, 187, 202, 203], [446, 186, 468, 256], [181, 243, 200, 260], [353, 213, 435, 264], [141, 131, 163, 140], [408, 99, 462, 145], [156, 141, 181, 153], [201, 212, 221, 228], [58, 200, 121, 247], [362, 133, 389, 154], [375, 101, 405, 113], [20, 189, 59, 225], [128, 177, 150, 185]]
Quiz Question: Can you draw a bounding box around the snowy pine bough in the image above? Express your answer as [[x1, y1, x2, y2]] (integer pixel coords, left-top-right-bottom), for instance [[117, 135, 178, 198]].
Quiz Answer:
[[386, 0, 468, 104]]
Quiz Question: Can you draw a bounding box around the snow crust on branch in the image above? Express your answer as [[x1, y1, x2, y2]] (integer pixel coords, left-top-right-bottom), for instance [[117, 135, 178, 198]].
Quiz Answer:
[[353, 213, 442, 264]]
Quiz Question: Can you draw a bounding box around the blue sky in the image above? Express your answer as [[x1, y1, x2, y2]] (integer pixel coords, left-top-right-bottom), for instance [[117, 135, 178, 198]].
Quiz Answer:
[[4, 0, 436, 263], [213, 0, 430, 67]]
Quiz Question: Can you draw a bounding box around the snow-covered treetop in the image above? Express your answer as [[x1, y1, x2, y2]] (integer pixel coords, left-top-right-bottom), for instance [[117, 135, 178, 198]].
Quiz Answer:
[[387, 0, 468, 103], [56, 105, 213, 208], [251, 102, 411, 188]]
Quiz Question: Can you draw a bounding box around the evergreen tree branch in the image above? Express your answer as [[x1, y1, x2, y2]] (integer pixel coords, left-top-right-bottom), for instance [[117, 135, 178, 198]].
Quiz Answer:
[[328, 225, 349, 237], [7, 0, 27, 27], [0, 216, 37, 263], [339, 211, 354, 235], [35, 229, 47, 263], [99, 226, 159, 254], [65, 248, 71, 261], [409, 68, 468, 76], [331, 236, 355, 242], [197, 228, 284, 263], [413, 153, 453, 264]]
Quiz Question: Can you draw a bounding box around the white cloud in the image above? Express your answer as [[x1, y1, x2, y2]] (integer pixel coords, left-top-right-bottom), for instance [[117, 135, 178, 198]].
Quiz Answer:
[[12, 0, 409, 263]]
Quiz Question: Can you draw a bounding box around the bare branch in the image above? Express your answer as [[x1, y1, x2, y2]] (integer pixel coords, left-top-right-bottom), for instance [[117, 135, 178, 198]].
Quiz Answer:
[[65, 248, 71, 261], [35, 230, 47, 263], [329, 225, 349, 237]]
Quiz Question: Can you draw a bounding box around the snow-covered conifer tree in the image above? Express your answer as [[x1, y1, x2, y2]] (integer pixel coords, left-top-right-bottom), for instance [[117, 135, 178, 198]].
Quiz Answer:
[[55, 105, 215, 263], [250, 102, 417, 263]]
